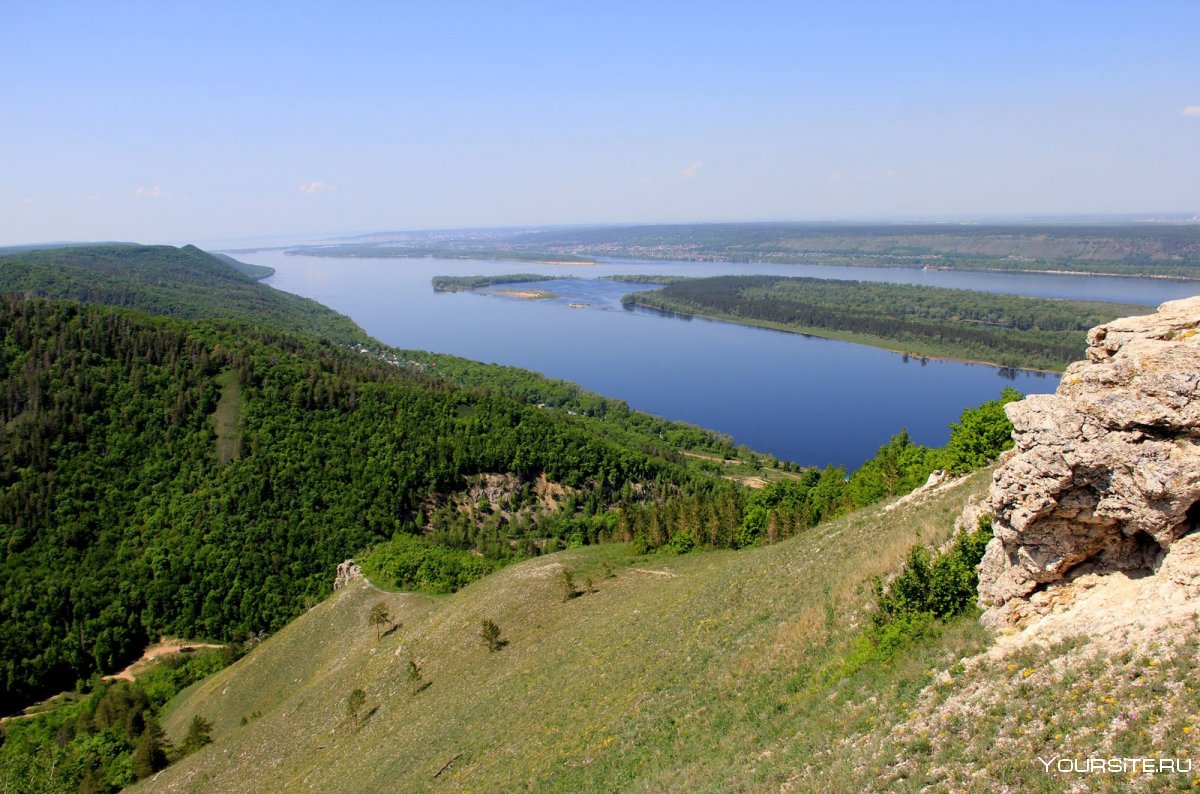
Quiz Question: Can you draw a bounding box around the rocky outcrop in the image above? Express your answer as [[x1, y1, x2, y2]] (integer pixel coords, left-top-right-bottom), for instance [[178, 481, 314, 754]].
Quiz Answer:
[[334, 559, 363, 590], [976, 296, 1200, 630]]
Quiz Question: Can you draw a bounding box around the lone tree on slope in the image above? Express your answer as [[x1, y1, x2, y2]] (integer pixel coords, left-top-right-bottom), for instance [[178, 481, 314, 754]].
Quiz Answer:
[[346, 688, 367, 728], [480, 619, 506, 652], [368, 602, 392, 641]]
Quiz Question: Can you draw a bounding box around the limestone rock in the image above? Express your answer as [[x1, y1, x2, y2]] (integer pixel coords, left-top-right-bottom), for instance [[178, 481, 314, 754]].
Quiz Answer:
[[974, 295, 1200, 630], [334, 559, 363, 590]]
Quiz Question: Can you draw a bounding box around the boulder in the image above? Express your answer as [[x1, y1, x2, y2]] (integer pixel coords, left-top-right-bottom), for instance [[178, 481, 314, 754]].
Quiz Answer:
[[975, 296, 1200, 629]]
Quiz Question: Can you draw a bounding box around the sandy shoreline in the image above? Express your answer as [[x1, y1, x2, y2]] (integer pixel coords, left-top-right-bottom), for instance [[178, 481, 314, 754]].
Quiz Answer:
[[492, 289, 556, 300]]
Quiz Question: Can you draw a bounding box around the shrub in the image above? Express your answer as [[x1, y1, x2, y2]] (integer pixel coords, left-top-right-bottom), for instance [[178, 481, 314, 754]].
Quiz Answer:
[[873, 520, 994, 627], [346, 688, 366, 727], [406, 659, 424, 695], [560, 569, 578, 602], [362, 535, 501, 594], [368, 602, 392, 640], [480, 620, 506, 652], [940, 388, 1020, 474]]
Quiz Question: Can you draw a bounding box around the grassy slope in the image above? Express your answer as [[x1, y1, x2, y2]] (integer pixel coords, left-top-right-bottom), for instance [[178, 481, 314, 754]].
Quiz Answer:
[[212, 369, 242, 464], [145, 470, 993, 793], [148, 463, 1200, 792]]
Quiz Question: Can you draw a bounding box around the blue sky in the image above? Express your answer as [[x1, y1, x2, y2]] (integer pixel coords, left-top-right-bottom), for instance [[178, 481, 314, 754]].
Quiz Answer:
[[1, 1, 1197, 245]]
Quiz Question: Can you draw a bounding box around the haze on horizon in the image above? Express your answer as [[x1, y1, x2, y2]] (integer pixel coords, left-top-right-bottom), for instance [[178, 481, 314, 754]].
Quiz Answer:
[[1, 1, 1198, 247]]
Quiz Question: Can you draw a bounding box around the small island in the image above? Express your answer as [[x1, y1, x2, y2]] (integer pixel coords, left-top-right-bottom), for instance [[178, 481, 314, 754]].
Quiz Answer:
[[431, 274, 566, 292], [492, 288, 557, 300]]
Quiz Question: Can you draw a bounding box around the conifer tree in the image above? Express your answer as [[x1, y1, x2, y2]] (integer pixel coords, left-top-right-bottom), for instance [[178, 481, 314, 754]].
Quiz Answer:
[[480, 620, 505, 652], [368, 602, 392, 640], [181, 714, 213, 755], [346, 688, 366, 728]]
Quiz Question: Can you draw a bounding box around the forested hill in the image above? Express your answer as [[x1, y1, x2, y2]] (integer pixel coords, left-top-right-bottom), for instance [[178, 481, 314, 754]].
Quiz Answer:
[[0, 294, 714, 712], [0, 244, 748, 463], [210, 252, 275, 280], [0, 244, 363, 345]]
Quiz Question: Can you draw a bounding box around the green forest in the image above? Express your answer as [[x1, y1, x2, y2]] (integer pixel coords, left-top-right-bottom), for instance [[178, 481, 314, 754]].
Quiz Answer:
[[0, 648, 236, 791], [0, 294, 713, 712], [622, 274, 1148, 370]]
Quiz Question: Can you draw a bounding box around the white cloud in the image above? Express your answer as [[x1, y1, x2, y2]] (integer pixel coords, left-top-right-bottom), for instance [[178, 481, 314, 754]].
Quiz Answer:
[[299, 180, 335, 194], [134, 185, 171, 199], [680, 161, 703, 180], [1184, 106, 1200, 117]]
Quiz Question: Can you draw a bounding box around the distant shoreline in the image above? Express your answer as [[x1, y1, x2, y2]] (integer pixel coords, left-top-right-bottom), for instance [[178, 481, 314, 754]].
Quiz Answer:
[[282, 245, 1200, 281]]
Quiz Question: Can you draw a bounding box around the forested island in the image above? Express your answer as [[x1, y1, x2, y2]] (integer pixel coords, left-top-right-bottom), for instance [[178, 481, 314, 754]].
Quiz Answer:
[[620, 275, 1150, 371], [431, 274, 563, 292]]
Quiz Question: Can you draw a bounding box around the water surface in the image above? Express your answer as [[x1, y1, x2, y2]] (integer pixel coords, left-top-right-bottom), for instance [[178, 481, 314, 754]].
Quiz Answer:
[[230, 251, 1193, 468]]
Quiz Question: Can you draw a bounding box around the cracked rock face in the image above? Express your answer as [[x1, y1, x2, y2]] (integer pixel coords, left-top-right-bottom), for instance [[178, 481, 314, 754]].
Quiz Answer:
[[977, 296, 1200, 629], [334, 559, 363, 590]]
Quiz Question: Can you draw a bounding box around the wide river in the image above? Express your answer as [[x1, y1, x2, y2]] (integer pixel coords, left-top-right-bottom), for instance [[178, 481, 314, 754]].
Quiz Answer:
[[230, 248, 1200, 469]]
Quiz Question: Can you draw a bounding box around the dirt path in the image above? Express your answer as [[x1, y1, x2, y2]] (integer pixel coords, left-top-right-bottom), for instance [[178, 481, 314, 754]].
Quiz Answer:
[[103, 638, 228, 682], [1, 638, 228, 723]]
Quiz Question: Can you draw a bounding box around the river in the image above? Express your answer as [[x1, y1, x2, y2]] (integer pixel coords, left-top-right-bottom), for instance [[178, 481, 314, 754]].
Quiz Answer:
[[227, 249, 1199, 469]]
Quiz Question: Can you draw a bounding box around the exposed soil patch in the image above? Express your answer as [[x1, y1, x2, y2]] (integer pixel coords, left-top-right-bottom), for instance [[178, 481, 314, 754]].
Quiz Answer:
[[103, 638, 228, 682]]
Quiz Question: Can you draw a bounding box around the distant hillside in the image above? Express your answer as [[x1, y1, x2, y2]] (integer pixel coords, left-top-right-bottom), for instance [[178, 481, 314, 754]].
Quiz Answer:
[[0, 244, 363, 345], [509, 223, 1200, 277], [306, 223, 1200, 277], [210, 251, 275, 280]]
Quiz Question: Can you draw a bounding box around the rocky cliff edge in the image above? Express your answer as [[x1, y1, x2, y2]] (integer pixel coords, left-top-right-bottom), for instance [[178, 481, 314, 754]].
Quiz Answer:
[[976, 295, 1200, 641]]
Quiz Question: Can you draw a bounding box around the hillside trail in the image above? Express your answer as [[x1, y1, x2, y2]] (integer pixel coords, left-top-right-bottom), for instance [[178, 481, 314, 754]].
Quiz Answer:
[[0, 638, 227, 723], [103, 637, 228, 682]]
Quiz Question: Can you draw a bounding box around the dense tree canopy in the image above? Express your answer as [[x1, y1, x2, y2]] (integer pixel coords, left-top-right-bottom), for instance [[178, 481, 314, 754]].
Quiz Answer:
[[0, 244, 366, 346], [623, 275, 1148, 370], [0, 296, 702, 711]]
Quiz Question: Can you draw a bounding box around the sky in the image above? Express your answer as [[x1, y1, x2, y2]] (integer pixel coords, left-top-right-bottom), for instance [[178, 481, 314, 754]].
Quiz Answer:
[[1, 1, 1198, 246]]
